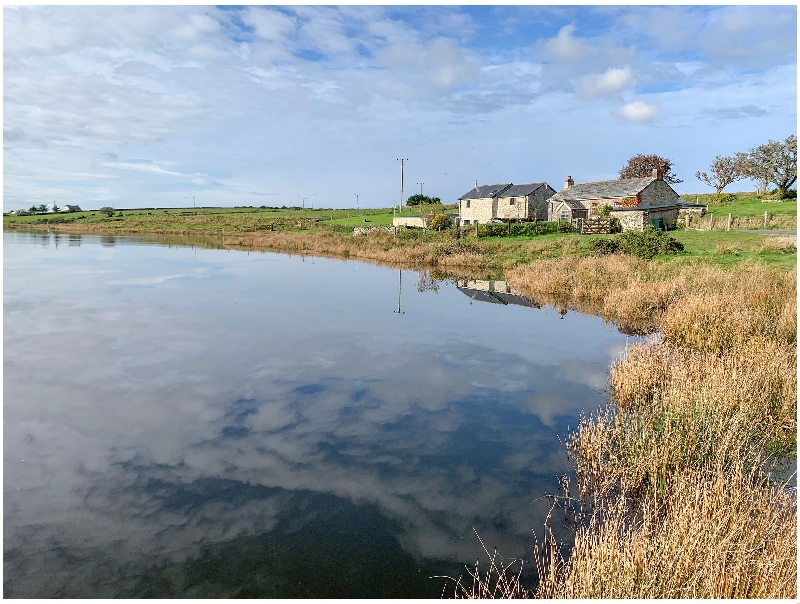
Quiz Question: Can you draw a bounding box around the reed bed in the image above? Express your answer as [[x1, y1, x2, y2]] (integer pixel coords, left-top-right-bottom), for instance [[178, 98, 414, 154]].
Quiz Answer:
[[545, 462, 797, 599], [569, 338, 796, 504], [507, 257, 797, 342]]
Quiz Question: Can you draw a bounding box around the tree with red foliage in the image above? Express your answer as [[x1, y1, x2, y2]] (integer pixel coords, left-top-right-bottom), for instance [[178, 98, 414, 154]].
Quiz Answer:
[[619, 154, 682, 184]]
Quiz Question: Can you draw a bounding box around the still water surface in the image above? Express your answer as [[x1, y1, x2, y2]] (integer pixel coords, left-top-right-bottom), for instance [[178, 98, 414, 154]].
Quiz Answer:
[[4, 231, 633, 597]]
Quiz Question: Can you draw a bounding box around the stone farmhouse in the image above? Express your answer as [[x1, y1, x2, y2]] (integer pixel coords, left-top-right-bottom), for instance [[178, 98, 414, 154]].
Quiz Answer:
[[547, 169, 682, 231], [458, 182, 557, 225]]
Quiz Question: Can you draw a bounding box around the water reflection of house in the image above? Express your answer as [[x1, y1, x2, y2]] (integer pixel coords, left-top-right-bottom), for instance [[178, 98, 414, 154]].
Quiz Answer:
[[456, 280, 541, 308]]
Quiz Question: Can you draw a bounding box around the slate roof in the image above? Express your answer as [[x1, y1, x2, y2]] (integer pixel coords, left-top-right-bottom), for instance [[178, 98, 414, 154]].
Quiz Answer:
[[459, 183, 512, 200], [497, 183, 547, 197], [611, 203, 682, 212], [548, 177, 656, 203], [552, 200, 587, 210]]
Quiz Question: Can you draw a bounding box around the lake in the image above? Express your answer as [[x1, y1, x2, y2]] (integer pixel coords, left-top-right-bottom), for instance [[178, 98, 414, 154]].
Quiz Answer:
[[4, 231, 634, 597]]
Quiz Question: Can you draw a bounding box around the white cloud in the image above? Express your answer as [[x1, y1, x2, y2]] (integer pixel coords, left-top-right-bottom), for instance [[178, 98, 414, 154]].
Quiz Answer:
[[617, 100, 660, 122], [577, 66, 635, 100], [1, 6, 796, 211], [543, 24, 590, 61], [241, 7, 296, 42]]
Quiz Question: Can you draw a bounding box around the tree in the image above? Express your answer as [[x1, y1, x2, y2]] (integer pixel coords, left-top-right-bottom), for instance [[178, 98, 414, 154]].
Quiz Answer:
[[99, 206, 115, 216], [37, 204, 48, 213], [619, 154, 682, 184], [406, 194, 442, 206], [744, 135, 797, 198], [695, 152, 748, 196], [52, 202, 59, 213]]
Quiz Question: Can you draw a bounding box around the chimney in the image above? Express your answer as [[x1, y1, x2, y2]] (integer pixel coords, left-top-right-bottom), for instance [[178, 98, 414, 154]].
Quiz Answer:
[[651, 168, 662, 180], [563, 175, 574, 190]]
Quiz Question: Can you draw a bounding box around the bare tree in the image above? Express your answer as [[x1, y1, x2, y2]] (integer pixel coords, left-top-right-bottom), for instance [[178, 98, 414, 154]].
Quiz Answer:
[[744, 135, 797, 198], [695, 152, 748, 196], [619, 154, 682, 184]]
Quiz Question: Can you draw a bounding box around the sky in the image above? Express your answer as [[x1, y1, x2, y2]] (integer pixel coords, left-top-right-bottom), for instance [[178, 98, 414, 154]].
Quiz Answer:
[[3, 5, 797, 211]]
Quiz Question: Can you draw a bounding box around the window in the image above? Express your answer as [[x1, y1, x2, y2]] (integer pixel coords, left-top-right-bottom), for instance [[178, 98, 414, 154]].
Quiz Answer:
[[509, 198, 516, 205], [466, 200, 471, 208], [463, 219, 470, 225], [560, 209, 570, 221]]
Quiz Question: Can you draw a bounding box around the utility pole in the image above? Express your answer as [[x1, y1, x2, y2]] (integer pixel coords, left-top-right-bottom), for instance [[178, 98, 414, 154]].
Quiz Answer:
[[397, 158, 407, 213], [417, 182, 424, 199]]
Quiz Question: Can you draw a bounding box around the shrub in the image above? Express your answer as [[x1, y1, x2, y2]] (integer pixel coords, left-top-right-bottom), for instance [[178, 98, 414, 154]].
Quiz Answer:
[[429, 214, 452, 230], [99, 206, 114, 217], [710, 193, 736, 205], [618, 227, 684, 259], [597, 204, 612, 219], [590, 238, 621, 255]]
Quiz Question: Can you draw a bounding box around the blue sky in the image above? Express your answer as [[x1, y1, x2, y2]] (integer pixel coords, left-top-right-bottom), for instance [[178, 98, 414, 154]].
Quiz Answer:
[[3, 5, 797, 210]]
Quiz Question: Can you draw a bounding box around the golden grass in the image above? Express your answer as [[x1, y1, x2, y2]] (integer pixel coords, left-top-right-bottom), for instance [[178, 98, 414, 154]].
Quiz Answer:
[[761, 234, 797, 253], [549, 462, 797, 599], [507, 257, 797, 343], [570, 339, 796, 504]]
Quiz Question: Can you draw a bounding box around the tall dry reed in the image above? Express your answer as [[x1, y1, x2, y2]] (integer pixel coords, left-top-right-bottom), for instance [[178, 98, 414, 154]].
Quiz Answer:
[[547, 462, 796, 599]]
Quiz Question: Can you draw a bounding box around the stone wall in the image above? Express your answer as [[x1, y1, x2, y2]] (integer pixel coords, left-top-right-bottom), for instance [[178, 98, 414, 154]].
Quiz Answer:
[[393, 215, 431, 228], [459, 198, 495, 224], [531, 186, 556, 220], [494, 196, 528, 220], [610, 210, 646, 231], [610, 206, 680, 231], [353, 226, 397, 236], [640, 180, 680, 206]]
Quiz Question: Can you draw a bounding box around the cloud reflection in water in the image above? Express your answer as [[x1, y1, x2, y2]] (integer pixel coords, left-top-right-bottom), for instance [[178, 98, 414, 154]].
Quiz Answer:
[[4, 232, 631, 597]]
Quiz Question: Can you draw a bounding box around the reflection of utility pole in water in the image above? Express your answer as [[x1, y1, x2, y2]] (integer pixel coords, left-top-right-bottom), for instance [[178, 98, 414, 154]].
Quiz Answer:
[[394, 269, 404, 314]]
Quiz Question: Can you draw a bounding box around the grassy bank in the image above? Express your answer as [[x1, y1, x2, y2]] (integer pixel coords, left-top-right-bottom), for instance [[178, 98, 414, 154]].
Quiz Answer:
[[9, 212, 795, 274]]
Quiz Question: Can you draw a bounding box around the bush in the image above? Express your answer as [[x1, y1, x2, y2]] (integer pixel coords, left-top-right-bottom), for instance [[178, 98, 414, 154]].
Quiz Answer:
[[618, 227, 684, 259], [429, 214, 452, 230], [590, 238, 622, 255], [99, 206, 114, 217]]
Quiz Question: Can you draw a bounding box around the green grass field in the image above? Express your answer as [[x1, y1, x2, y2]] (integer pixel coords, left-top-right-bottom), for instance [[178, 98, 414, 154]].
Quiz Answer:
[[680, 192, 797, 219], [5, 198, 795, 270]]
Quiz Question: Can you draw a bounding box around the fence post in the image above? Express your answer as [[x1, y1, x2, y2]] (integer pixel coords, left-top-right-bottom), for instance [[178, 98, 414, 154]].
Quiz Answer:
[[727, 213, 732, 231], [475, 222, 479, 238], [685, 214, 690, 229], [709, 214, 713, 231], [764, 211, 768, 228]]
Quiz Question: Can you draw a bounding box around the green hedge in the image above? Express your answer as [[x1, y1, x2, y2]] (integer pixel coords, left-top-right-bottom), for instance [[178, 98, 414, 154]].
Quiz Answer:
[[468, 221, 569, 237]]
